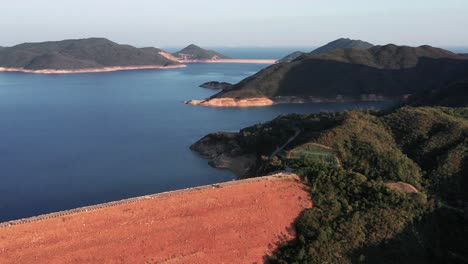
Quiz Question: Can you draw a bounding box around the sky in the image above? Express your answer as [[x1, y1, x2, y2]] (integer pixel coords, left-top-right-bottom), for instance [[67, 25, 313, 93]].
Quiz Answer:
[[1, 0, 468, 48]]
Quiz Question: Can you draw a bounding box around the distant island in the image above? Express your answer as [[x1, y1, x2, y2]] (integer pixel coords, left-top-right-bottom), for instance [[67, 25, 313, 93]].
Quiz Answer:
[[173, 44, 231, 61], [0, 39, 277, 74], [186, 42, 468, 107], [278, 38, 374, 62], [172, 44, 276, 64], [0, 38, 184, 74], [199, 81, 233, 89]]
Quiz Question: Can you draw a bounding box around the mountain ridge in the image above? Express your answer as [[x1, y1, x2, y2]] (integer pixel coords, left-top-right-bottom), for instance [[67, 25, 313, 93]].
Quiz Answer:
[[206, 44, 468, 104], [278, 38, 374, 62]]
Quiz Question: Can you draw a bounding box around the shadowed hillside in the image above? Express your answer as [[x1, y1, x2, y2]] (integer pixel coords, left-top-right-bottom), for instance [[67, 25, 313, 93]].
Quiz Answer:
[[215, 45, 468, 101], [0, 38, 181, 70], [405, 80, 468, 107], [279, 38, 374, 62], [278, 51, 306, 63]]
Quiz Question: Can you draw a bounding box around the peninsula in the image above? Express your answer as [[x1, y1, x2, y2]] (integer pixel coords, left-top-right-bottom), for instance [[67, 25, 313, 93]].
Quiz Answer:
[[187, 43, 468, 107]]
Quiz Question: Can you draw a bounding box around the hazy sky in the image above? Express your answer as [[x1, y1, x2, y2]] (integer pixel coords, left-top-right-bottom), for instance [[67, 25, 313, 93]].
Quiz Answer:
[[1, 0, 468, 48]]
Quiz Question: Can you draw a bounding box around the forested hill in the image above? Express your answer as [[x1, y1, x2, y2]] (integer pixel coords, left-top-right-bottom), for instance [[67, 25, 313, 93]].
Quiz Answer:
[[172, 44, 230, 60], [215, 44, 468, 100], [0, 38, 181, 70], [192, 106, 467, 263], [278, 38, 374, 62]]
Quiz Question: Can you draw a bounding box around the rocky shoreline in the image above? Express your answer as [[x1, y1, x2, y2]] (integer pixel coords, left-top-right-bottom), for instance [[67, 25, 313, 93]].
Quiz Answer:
[[185, 97, 275, 107], [185, 95, 401, 107], [179, 59, 277, 64]]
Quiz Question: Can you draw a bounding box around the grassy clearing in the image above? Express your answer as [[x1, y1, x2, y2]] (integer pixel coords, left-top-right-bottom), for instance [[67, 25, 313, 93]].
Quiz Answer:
[[287, 144, 339, 166]]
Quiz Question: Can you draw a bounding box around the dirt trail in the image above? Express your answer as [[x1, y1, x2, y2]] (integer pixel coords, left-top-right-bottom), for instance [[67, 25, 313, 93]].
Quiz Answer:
[[0, 174, 311, 264]]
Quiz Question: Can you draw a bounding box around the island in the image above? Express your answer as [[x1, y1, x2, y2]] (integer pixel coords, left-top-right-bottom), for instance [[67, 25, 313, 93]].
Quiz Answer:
[[187, 43, 468, 107], [0, 39, 278, 74], [172, 44, 276, 64], [199, 81, 233, 89], [0, 38, 185, 74]]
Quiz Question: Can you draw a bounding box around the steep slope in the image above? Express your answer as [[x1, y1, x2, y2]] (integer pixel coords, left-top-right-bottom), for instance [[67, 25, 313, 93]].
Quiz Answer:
[[278, 51, 305, 62], [0, 38, 181, 71], [204, 44, 468, 103], [172, 44, 230, 61]]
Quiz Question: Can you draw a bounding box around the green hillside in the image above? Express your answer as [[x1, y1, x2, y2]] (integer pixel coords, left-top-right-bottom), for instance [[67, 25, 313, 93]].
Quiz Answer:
[[172, 44, 230, 60], [279, 38, 374, 63], [214, 45, 468, 100], [0, 38, 180, 70], [192, 106, 467, 263]]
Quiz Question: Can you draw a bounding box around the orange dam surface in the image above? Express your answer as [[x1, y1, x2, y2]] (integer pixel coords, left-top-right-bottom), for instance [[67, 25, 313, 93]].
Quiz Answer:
[[0, 174, 311, 264]]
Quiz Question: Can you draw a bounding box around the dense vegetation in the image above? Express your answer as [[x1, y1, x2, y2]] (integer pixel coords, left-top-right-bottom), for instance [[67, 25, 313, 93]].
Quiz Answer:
[[0, 38, 180, 70], [214, 45, 468, 99], [278, 38, 374, 63], [172, 44, 230, 60], [406, 81, 468, 107], [193, 106, 467, 263]]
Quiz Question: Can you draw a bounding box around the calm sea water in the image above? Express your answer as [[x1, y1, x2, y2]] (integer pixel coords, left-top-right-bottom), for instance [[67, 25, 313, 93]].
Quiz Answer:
[[0, 61, 393, 222]]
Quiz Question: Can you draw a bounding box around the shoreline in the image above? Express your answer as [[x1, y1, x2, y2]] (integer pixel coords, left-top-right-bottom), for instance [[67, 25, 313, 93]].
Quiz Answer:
[[179, 59, 277, 64], [185, 96, 402, 107], [0, 64, 186, 74]]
